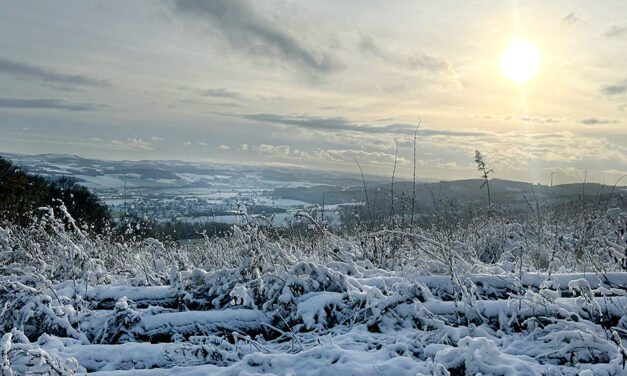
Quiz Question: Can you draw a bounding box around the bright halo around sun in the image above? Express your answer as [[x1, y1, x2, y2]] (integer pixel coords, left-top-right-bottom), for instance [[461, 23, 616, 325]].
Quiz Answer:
[[499, 40, 541, 82]]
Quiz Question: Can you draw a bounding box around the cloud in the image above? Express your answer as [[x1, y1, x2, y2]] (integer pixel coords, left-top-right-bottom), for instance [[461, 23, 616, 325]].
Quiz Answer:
[[519, 116, 560, 124], [321, 149, 409, 166], [579, 118, 618, 125], [0, 58, 108, 88], [180, 98, 241, 107], [111, 138, 154, 151], [169, 0, 340, 74], [254, 144, 408, 166], [358, 33, 456, 76], [0, 97, 103, 111], [216, 144, 230, 150], [562, 12, 581, 25], [202, 88, 244, 99], [255, 144, 291, 157], [239, 144, 249, 151], [442, 131, 627, 168], [230, 112, 486, 137], [604, 25, 627, 38], [601, 83, 626, 96]]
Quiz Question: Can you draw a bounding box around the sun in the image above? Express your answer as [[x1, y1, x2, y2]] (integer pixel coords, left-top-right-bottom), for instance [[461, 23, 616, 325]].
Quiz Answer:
[[499, 40, 541, 82]]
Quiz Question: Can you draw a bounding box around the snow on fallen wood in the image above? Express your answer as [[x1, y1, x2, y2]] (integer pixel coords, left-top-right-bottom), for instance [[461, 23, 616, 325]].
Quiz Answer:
[[86, 285, 178, 303], [422, 296, 627, 320], [140, 309, 270, 337], [38, 336, 238, 372], [412, 272, 627, 297]]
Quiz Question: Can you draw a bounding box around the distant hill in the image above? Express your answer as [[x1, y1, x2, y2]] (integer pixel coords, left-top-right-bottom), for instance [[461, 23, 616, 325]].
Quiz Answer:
[[0, 152, 399, 192], [272, 178, 626, 208]]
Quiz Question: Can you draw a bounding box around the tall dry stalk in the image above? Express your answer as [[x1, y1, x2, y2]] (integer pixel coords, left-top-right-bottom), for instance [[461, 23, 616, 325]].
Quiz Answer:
[[410, 119, 421, 226], [389, 140, 398, 226], [356, 160, 372, 227]]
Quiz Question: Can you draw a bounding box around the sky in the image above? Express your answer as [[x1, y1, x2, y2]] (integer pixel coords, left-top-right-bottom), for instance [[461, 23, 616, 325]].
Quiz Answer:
[[0, 0, 626, 184]]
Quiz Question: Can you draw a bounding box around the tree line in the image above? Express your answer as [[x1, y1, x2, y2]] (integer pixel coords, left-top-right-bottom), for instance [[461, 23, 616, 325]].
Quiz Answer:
[[0, 157, 111, 232]]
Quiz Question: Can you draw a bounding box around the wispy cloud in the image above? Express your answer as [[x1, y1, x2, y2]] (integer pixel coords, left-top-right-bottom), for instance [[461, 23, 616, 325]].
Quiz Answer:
[[169, 0, 341, 74], [0, 58, 108, 88], [358, 33, 456, 76], [230, 112, 486, 137], [254, 144, 408, 166], [604, 24, 627, 38], [601, 82, 626, 96], [519, 116, 560, 124], [202, 88, 244, 99], [579, 118, 618, 125], [111, 138, 154, 151], [562, 12, 581, 25], [0, 97, 103, 111]]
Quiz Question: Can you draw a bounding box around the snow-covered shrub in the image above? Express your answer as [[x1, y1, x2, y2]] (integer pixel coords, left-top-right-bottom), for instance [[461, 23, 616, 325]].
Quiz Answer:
[[568, 278, 602, 322], [0, 277, 86, 343], [1, 200, 626, 374], [506, 318, 625, 368], [435, 336, 536, 375], [0, 330, 79, 375], [92, 297, 142, 344]]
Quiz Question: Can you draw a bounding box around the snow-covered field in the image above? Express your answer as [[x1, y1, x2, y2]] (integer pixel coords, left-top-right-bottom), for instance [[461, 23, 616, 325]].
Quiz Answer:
[[1, 204, 626, 375]]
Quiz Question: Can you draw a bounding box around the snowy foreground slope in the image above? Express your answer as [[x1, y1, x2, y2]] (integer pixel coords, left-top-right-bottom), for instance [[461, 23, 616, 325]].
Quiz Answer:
[[1, 206, 626, 375]]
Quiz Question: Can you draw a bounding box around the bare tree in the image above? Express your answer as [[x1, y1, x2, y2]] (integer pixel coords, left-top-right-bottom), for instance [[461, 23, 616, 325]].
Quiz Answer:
[[474, 150, 493, 205]]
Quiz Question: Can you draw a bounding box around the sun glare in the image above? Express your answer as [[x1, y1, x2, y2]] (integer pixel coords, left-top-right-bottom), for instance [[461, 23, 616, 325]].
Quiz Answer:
[[499, 39, 540, 82]]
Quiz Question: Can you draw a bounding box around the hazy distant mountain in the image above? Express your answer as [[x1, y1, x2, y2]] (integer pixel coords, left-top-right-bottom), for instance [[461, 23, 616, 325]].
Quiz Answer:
[[1, 152, 395, 190]]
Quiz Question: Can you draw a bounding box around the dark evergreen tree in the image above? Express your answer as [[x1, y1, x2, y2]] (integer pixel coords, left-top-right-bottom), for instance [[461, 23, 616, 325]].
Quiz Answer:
[[0, 157, 111, 232]]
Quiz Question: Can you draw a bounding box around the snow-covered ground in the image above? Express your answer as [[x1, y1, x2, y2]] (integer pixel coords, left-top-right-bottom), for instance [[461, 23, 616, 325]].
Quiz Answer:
[[1, 204, 626, 375]]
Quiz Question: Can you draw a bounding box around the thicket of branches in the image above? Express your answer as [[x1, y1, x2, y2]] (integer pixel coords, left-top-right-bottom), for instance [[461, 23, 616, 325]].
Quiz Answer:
[[0, 157, 111, 232], [0, 189, 625, 373]]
